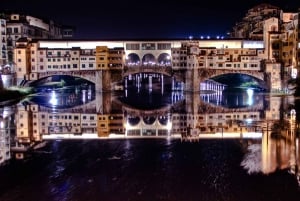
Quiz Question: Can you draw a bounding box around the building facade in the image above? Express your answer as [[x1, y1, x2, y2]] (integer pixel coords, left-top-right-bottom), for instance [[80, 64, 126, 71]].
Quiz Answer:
[[230, 3, 300, 85], [3, 3, 299, 93], [12, 38, 282, 92], [0, 12, 75, 66]]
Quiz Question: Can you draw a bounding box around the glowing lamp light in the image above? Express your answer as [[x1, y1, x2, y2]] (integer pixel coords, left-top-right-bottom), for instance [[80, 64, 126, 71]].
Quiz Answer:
[[291, 67, 297, 79], [166, 121, 172, 131]]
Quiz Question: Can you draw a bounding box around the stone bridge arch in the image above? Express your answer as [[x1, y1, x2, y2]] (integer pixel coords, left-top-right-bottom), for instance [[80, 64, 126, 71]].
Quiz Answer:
[[126, 53, 141, 66], [198, 69, 265, 82], [26, 71, 100, 89], [157, 53, 171, 66]]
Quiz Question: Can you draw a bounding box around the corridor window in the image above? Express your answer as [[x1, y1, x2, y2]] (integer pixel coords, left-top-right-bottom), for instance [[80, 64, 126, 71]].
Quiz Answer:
[[141, 43, 155, 50], [126, 43, 140, 50]]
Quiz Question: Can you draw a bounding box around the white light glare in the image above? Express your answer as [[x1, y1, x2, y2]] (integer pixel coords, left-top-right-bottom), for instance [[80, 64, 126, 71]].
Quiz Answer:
[[49, 90, 58, 105]]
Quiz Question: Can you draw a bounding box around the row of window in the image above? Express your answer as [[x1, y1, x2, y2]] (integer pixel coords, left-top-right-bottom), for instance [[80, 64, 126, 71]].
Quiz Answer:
[[172, 113, 258, 120], [171, 62, 259, 68], [126, 43, 172, 50]]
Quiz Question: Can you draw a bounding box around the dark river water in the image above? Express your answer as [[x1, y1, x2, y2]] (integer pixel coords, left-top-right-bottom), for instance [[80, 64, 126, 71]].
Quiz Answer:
[[0, 139, 299, 201], [0, 85, 299, 201]]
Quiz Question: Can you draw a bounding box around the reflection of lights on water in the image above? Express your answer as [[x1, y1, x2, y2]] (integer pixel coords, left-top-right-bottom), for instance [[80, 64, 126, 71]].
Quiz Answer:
[[247, 89, 254, 106], [88, 89, 92, 100], [291, 109, 296, 120], [166, 136, 171, 146], [49, 90, 58, 105], [82, 89, 86, 103], [246, 119, 253, 124], [125, 121, 131, 129], [240, 144, 262, 174], [167, 120, 172, 131]]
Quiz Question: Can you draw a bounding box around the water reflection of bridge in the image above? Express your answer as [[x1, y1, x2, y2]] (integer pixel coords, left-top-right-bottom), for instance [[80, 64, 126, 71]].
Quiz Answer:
[[9, 91, 300, 186], [20, 90, 294, 144], [199, 91, 264, 113], [23, 98, 267, 141], [198, 99, 264, 113], [123, 66, 173, 77]]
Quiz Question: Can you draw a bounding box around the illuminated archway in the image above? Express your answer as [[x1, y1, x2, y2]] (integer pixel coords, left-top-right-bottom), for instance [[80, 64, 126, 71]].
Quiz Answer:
[[142, 54, 155, 66], [158, 115, 169, 125], [157, 53, 171, 66], [128, 116, 140, 126], [126, 53, 140, 66], [143, 116, 156, 125]]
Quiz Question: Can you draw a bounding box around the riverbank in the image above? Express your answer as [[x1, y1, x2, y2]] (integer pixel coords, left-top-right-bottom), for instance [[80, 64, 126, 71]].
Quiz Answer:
[[0, 87, 33, 106]]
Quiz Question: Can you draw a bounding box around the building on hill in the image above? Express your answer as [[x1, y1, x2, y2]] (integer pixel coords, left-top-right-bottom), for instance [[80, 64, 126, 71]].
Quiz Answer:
[[2, 3, 300, 94], [0, 11, 75, 65], [229, 3, 300, 89]]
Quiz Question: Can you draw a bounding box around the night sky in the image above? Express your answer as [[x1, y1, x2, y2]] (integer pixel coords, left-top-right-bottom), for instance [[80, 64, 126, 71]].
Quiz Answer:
[[1, 0, 300, 39]]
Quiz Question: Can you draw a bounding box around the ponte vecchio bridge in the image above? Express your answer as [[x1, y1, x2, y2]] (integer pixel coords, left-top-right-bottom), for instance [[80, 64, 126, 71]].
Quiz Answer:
[[16, 39, 278, 92]]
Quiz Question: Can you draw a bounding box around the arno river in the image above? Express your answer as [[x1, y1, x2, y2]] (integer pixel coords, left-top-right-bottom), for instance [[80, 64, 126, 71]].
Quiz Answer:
[[0, 84, 300, 201]]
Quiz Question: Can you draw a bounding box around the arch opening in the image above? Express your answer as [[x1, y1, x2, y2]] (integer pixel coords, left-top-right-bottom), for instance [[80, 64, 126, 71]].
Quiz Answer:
[[157, 53, 171, 66], [128, 116, 140, 126], [210, 73, 268, 91], [142, 54, 156, 66], [126, 53, 140, 66]]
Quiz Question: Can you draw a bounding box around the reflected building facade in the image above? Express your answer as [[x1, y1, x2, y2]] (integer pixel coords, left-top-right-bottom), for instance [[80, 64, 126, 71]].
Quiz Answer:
[[9, 3, 300, 95], [11, 89, 294, 141], [5, 88, 300, 185], [0, 85, 297, 185], [0, 106, 15, 165]]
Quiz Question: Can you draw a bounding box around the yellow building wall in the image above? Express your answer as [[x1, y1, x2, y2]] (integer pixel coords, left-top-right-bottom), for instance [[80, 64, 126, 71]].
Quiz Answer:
[[96, 46, 109, 70]]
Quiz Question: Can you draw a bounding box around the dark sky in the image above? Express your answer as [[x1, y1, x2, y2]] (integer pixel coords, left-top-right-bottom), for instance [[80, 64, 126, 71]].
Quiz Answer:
[[1, 0, 300, 39]]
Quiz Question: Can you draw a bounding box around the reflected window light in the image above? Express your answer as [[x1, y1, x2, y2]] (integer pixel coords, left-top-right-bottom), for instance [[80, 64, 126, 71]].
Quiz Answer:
[[167, 120, 172, 131], [49, 90, 58, 105], [82, 90, 86, 103], [291, 67, 297, 79], [247, 89, 254, 106], [291, 109, 296, 120], [125, 121, 131, 129], [246, 119, 253, 124]]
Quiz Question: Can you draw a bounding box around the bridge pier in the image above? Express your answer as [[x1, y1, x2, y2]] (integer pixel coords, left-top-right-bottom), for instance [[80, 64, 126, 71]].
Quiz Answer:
[[185, 69, 200, 92], [148, 75, 152, 91], [95, 70, 102, 92], [161, 74, 164, 94]]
